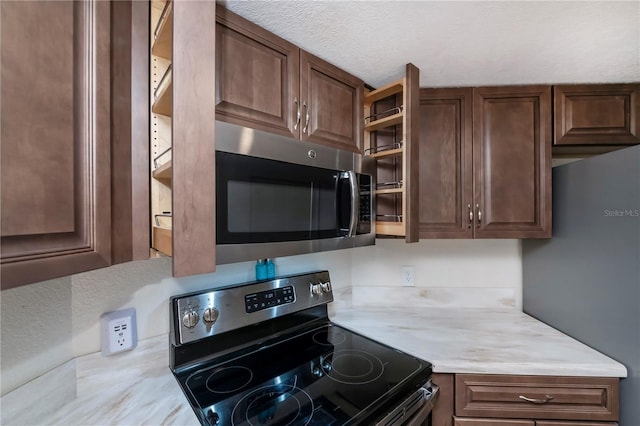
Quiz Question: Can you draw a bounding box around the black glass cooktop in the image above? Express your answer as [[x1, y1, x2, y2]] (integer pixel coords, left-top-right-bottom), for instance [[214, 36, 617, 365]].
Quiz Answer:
[[173, 323, 432, 426]]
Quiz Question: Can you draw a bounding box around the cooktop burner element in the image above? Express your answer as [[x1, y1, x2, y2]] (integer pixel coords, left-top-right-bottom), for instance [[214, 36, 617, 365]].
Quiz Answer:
[[311, 329, 346, 346], [206, 366, 253, 394], [231, 384, 314, 426], [170, 271, 436, 426], [319, 349, 384, 385]]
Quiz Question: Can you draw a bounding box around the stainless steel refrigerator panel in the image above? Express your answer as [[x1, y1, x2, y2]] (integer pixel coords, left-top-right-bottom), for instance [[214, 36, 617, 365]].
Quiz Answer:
[[523, 145, 640, 425]]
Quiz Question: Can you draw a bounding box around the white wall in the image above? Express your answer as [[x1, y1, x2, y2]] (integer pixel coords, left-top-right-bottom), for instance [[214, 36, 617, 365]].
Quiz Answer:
[[351, 239, 522, 309], [0, 239, 521, 396], [0, 250, 352, 396]]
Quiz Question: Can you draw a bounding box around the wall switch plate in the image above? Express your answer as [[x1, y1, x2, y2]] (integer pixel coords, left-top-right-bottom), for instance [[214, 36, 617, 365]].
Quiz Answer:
[[100, 307, 137, 356], [401, 265, 415, 287]]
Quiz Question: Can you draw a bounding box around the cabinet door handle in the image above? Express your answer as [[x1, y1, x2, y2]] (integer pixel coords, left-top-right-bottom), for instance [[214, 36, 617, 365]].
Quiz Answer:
[[302, 101, 310, 135], [294, 98, 301, 130], [468, 204, 473, 222], [518, 394, 554, 404], [476, 204, 482, 223]]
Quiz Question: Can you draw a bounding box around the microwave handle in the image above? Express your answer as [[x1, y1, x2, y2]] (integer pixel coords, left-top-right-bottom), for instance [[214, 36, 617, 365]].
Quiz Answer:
[[346, 171, 359, 237]]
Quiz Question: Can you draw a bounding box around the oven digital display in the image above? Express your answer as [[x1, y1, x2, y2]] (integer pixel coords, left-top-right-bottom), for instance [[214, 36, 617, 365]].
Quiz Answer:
[[245, 286, 295, 313]]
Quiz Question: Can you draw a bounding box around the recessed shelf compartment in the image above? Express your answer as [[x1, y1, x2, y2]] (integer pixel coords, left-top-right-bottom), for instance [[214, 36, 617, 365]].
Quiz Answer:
[[364, 111, 404, 132], [153, 160, 172, 181], [151, 0, 173, 60], [375, 187, 403, 195], [152, 226, 172, 256], [365, 80, 404, 105], [152, 65, 172, 117], [375, 221, 405, 236], [368, 147, 403, 159], [363, 64, 419, 241]]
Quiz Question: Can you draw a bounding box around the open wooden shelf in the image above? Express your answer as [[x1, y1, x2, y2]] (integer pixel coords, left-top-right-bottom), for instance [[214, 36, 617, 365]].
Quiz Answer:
[[153, 160, 172, 181], [152, 78, 172, 116], [365, 80, 404, 105], [152, 226, 172, 256], [364, 66, 419, 241], [364, 111, 404, 132], [375, 221, 405, 236], [151, 1, 172, 60], [375, 187, 403, 195], [367, 147, 403, 159]]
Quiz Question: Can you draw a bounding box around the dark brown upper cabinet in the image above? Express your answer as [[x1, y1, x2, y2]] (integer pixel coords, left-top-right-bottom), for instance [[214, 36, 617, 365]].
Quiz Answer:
[[215, 8, 363, 153], [418, 86, 551, 239], [1, 0, 114, 289], [418, 88, 474, 238], [554, 83, 640, 146], [299, 50, 363, 152]]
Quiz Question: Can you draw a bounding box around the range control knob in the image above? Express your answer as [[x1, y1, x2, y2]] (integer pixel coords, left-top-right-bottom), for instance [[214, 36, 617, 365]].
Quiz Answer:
[[203, 307, 219, 324], [182, 311, 199, 328], [310, 283, 323, 296], [321, 282, 332, 293]]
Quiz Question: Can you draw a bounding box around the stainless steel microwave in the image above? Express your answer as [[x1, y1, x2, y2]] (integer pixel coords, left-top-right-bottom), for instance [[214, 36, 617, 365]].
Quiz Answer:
[[215, 122, 375, 264]]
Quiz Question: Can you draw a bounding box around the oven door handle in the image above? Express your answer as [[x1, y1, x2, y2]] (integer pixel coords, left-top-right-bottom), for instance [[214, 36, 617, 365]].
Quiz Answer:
[[404, 383, 440, 426], [346, 170, 359, 237]]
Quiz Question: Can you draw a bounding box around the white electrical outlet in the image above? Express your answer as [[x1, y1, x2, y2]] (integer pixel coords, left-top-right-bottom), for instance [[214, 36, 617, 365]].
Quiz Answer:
[[401, 265, 415, 287], [101, 307, 137, 356]]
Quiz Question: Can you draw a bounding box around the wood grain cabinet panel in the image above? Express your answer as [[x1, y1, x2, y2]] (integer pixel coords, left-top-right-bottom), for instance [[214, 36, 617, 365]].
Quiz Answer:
[[554, 84, 640, 146], [418, 88, 473, 238], [216, 8, 363, 152], [215, 8, 299, 138], [473, 86, 551, 238], [537, 422, 618, 426], [301, 50, 363, 152], [454, 418, 534, 426], [418, 86, 551, 239], [455, 374, 619, 421], [1, 0, 112, 288]]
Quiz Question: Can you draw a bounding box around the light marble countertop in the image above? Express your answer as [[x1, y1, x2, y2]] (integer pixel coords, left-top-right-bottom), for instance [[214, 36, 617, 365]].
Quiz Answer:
[[331, 307, 627, 377], [1, 307, 626, 425]]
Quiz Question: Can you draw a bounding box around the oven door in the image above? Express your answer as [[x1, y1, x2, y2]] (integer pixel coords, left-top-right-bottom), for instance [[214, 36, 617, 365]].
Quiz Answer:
[[376, 383, 440, 426]]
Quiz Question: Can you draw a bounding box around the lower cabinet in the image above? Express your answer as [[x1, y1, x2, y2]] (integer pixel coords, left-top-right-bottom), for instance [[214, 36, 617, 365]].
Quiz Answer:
[[432, 374, 619, 426]]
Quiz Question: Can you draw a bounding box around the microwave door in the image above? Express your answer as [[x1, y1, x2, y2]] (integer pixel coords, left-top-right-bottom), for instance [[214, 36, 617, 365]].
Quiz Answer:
[[216, 151, 344, 244]]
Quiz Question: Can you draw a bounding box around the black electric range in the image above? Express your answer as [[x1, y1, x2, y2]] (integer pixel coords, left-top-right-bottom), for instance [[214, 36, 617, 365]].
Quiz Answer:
[[169, 271, 437, 426]]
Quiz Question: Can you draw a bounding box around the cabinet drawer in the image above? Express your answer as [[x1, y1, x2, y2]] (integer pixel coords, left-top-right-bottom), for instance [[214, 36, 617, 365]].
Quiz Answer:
[[454, 418, 534, 426], [537, 422, 617, 426], [455, 374, 619, 421]]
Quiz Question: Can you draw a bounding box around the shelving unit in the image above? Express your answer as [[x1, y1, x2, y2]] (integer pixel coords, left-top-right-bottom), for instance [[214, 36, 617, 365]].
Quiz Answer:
[[150, 0, 173, 256], [363, 64, 419, 242]]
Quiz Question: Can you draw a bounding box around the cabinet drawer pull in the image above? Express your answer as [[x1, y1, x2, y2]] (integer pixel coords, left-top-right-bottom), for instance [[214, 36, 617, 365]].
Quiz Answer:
[[518, 394, 554, 404], [294, 98, 301, 130]]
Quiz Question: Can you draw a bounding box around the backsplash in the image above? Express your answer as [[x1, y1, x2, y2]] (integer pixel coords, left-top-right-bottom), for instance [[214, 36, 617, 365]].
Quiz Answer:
[[1, 239, 520, 396], [350, 239, 521, 309]]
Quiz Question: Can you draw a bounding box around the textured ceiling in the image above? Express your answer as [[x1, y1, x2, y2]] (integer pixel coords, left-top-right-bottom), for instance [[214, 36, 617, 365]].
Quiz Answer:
[[221, 0, 640, 88]]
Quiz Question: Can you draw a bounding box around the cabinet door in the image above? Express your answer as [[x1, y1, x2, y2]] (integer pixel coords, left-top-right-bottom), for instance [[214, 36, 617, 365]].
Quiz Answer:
[[473, 86, 551, 238], [454, 419, 533, 426], [537, 422, 618, 426], [554, 84, 640, 145], [300, 50, 363, 152], [215, 8, 299, 138], [418, 88, 473, 238], [172, 1, 217, 277], [0, 0, 111, 288]]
